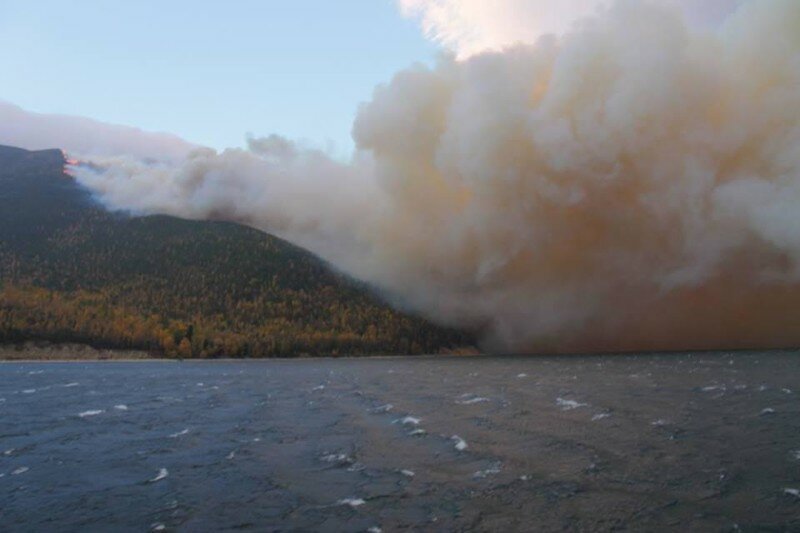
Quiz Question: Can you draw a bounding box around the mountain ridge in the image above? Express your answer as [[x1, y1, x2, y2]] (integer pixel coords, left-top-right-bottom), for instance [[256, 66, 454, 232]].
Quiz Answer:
[[0, 145, 473, 357]]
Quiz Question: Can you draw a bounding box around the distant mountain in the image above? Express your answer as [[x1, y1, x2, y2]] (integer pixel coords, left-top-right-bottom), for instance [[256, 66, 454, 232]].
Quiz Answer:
[[0, 145, 471, 357]]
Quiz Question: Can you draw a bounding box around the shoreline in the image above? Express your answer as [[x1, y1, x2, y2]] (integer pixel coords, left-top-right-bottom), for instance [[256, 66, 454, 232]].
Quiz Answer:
[[0, 341, 483, 362], [0, 342, 154, 362], [3, 341, 798, 363]]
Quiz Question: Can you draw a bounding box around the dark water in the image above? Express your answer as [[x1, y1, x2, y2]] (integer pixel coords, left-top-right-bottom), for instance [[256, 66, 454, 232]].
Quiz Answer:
[[1, 353, 799, 532]]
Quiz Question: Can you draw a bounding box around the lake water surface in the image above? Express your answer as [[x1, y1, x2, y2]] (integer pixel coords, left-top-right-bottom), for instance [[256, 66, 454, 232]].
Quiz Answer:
[[1, 353, 799, 531]]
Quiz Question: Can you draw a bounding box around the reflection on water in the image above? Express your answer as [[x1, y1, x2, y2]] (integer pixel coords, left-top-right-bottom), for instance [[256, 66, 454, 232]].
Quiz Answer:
[[1, 353, 799, 531]]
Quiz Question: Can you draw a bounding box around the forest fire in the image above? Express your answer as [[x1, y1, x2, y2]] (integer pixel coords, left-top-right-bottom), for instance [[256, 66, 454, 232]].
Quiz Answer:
[[61, 149, 82, 177]]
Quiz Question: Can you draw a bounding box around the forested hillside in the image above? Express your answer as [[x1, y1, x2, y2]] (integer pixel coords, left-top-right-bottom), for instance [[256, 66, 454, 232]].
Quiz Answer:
[[0, 146, 471, 357]]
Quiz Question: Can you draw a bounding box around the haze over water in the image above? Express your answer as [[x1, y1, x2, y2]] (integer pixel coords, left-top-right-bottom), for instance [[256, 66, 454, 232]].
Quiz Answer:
[[2, 353, 799, 531]]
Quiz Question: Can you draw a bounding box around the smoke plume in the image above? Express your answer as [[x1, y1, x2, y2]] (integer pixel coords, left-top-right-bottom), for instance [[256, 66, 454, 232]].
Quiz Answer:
[[398, 0, 742, 58], [0, 100, 196, 161], [73, 0, 800, 353]]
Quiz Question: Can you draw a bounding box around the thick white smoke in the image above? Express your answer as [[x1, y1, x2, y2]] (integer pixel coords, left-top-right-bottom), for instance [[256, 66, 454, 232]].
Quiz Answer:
[[0, 100, 196, 161], [398, 0, 742, 58], [74, 0, 800, 353], [77, 137, 381, 265]]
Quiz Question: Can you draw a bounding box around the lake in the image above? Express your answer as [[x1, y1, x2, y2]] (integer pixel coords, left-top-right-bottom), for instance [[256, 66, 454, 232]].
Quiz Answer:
[[1, 353, 799, 531]]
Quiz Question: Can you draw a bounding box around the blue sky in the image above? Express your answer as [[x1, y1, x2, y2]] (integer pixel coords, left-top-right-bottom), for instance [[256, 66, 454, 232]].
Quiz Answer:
[[0, 0, 437, 155]]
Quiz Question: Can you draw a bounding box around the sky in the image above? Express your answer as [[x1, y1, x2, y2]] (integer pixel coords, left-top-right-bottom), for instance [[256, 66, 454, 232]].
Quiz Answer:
[[0, 0, 437, 156]]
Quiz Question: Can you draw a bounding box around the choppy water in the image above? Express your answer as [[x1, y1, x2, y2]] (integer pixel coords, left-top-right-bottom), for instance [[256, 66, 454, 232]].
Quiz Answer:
[[1, 353, 799, 532]]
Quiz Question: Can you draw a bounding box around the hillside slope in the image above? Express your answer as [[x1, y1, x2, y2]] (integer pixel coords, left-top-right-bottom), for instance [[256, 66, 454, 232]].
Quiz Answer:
[[0, 146, 471, 357]]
